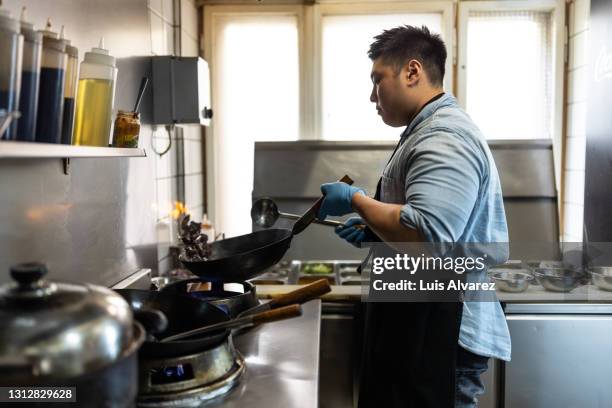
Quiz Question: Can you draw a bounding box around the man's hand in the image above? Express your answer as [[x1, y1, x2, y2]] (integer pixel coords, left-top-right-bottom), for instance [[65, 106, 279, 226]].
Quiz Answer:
[[318, 182, 365, 220], [335, 217, 366, 247]]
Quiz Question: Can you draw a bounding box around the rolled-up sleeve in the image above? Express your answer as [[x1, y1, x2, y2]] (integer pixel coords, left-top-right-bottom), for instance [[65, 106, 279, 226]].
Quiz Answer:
[[399, 130, 483, 243]]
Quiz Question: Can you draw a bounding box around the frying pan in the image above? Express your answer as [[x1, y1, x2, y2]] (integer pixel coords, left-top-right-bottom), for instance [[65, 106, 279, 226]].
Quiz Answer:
[[180, 175, 354, 282], [180, 228, 293, 282], [115, 289, 230, 358]]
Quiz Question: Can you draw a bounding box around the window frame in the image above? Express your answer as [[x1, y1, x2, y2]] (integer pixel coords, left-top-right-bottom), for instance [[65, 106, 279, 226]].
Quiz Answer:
[[457, 0, 566, 189]]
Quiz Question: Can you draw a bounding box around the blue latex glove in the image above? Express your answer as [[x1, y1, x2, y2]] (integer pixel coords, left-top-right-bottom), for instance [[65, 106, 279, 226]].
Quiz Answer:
[[335, 217, 366, 248], [318, 182, 365, 220]]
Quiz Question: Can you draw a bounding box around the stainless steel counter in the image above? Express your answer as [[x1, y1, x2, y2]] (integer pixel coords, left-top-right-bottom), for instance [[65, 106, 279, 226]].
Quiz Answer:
[[207, 300, 321, 408]]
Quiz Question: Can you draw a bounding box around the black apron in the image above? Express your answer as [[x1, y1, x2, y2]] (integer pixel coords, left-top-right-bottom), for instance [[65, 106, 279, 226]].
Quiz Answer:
[[357, 127, 463, 408]]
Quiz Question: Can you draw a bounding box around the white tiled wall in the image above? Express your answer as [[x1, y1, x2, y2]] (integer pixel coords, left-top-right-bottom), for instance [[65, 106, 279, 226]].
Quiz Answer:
[[149, 0, 205, 272], [562, 0, 590, 242], [182, 124, 205, 215]]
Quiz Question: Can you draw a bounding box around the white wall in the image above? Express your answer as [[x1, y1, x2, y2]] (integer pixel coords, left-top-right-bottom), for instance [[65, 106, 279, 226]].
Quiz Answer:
[[149, 0, 205, 274], [562, 0, 590, 243]]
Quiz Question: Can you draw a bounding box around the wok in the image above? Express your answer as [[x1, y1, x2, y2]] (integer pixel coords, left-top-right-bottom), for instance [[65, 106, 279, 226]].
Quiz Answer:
[[161, 279, 259, 317], [161, 278, 331, 341], [180, 228, 293, 282], [180, 175, 354, 282], [115, 289, 230, 358]]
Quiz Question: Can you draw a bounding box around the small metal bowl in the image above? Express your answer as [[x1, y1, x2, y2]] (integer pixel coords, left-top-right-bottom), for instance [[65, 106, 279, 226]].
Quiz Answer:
[[589, 267, 612, 291], [534, 267, 583, 292], [490, 270, 533, 292], [524, 261, 568, 285]]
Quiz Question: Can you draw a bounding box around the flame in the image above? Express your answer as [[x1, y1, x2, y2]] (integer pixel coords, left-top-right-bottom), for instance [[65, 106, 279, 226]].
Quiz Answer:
[[171, 201, 189, 219]]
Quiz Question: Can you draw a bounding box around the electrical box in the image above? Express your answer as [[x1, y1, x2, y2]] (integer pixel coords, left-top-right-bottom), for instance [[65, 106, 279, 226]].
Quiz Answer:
[[151, 56, 212, 126]]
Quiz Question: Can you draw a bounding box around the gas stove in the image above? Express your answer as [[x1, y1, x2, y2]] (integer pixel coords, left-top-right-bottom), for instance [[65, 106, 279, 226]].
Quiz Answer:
[[113, 271, 321, 408], [137, 338, 245, 407]]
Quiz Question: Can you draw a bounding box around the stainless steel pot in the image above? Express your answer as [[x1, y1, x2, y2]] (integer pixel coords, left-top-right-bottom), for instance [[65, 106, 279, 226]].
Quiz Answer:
[[0, 263, 144, 407]]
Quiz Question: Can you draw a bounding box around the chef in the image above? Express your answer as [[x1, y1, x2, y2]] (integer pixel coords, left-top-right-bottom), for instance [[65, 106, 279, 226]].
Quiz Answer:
[[317, 25, 511, 408]]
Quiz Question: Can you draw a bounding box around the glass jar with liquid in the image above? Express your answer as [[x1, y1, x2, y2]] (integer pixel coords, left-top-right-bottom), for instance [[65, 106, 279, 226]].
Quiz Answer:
[[72, 38, 116, 147], [16, 8, 42, 141], [61, 37, 78, 145], [0, 5, 24, 140], [35, 21, 67, 144]]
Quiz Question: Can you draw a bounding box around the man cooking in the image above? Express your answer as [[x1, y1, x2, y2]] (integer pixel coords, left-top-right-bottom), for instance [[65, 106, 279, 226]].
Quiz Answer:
[[317, 25, 511, 408]]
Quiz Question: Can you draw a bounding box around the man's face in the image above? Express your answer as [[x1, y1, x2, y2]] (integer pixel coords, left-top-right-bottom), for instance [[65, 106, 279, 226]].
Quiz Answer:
[[369, 58, 419, 127]]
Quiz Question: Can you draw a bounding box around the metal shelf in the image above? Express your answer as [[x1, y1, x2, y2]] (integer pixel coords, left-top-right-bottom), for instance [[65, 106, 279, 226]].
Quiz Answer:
[[0, 141, 146, 158]]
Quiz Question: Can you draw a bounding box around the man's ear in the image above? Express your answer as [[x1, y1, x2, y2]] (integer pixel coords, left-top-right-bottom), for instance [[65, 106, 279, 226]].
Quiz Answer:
[[403, 59, 422, 86]]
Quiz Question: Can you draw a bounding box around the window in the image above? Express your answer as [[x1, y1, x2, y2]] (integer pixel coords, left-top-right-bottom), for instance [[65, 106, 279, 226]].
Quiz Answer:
[[216, 15, 299, 142], [457, 0, 565, 187], [207, 11, 300, 236], [464, 11, 553, 139], [321, 13, 444, 140], [458, 0, 564, 140]]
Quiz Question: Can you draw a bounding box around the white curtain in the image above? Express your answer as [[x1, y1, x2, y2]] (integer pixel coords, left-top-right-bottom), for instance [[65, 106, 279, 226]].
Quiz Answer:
[[213, 15, 299, 237], [466, 10, 553, 139]]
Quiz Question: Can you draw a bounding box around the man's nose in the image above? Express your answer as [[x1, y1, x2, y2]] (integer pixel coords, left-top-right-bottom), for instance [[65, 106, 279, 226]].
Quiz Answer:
[[370, 86, 377, 103]]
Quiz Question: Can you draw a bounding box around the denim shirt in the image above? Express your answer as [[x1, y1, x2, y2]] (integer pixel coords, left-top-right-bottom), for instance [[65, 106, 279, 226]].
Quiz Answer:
[[381, 93, 512, 361]]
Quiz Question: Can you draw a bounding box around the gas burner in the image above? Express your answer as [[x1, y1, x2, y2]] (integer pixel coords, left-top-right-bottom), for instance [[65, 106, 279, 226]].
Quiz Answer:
[[137, 339, 245, 407], [161, 280, 259, 317]]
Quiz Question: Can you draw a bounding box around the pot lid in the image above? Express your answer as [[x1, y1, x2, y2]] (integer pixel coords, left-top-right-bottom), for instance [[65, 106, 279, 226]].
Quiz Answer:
[[0, 263, 135, 380]]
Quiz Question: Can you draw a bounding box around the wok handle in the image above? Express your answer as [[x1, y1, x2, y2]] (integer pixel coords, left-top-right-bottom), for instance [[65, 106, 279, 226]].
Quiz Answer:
[[292, 175, 354, 235], [268, 279, 331, 308], [251, 304, 303, 325], [339, 174, 354, 184], [279, 212, 358, 228], [161, 304, 303, 342], [311, 174, 354, 215]]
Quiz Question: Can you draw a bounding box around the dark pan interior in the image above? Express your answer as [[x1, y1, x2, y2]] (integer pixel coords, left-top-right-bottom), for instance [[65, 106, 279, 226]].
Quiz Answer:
[[115, 289, 230, 358], [207, 229, 293, 260]]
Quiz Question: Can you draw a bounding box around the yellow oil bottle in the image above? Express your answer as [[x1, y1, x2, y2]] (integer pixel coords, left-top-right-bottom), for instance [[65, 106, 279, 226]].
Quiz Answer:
[[73, 79, 113, 146], [72, 38, 116, 146]]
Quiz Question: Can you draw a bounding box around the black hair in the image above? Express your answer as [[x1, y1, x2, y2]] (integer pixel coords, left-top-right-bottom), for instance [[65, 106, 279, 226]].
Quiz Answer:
[[368, 25, 447, 86]]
